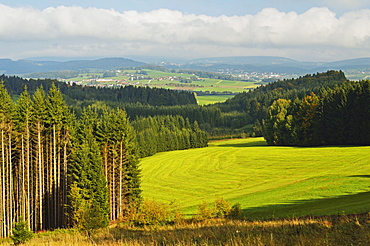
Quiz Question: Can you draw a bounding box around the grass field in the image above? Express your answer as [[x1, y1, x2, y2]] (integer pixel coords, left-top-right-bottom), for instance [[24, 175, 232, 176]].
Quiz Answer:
[[66, 69, 258, 104], [196, 95, 235, 105], [140, 137, 370, 219]]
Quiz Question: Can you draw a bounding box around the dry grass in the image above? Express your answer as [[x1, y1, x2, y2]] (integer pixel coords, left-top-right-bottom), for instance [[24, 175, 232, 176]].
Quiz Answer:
[[1, 213, 369, 246]]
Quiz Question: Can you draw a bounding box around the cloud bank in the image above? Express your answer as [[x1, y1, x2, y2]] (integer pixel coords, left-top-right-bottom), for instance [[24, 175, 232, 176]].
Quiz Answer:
[[0, 4, 370, 60]]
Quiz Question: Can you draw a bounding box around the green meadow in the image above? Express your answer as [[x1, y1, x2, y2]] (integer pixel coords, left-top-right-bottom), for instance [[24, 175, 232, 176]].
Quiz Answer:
[[140, 137, 370, 219], [66, 69, 259, 104], [196, 94, 235, 105]]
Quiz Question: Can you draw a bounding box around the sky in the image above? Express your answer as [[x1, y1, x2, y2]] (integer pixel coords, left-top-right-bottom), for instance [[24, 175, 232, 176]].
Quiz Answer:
[[1, 0, 370, 62]]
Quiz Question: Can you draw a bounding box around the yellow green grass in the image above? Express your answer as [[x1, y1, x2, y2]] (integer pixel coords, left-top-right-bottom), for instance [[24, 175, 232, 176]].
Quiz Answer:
[[140, 138, 370, 219], [196, 95, 235, 105]]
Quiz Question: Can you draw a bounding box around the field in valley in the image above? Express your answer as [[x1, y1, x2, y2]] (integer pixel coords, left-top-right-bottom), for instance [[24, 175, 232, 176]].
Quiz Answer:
[[66, 69, 258, 104], [140, 137, 370, 219], [2, 137, 370, 245]]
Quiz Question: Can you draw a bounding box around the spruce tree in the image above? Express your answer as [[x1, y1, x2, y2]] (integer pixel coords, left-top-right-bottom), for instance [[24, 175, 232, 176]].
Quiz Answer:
[[70, 109, 110, 229], [13, 88, 34, 229]]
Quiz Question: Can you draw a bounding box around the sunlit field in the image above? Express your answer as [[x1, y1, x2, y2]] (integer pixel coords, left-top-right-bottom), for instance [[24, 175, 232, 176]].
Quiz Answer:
[[141, 138, 370, 219], [196, 94, 235, 105]]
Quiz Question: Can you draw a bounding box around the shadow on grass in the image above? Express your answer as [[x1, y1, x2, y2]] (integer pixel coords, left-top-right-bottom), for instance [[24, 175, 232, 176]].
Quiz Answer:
[[348, 175, 370, 178], [242, 191, 370, 220], [213, 140, 366, 149], [94, 193, 370, 246]]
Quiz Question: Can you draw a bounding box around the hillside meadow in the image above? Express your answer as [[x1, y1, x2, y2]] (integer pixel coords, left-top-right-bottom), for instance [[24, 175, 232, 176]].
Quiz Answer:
[[140, 137, 370, 219], [2, 137, 370, 245], [196, 94, 235, 105]]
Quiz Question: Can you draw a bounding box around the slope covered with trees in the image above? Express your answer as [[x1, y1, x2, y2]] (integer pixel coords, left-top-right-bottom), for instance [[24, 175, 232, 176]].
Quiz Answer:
[[1, 75, 197, 106], [263, 80, 370, 146], [1, 70, 353, 141], [132, 115, 208, 157]]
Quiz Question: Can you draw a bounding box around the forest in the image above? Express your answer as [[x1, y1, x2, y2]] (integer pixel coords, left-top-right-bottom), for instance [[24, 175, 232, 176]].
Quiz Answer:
[[0, 81, 207, 237], [0, 69, 368, 238], [263, 80, 370, 146]]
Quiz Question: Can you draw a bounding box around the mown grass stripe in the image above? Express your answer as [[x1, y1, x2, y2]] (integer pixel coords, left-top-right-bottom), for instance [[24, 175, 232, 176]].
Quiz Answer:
[[140, 138, 370, 218]]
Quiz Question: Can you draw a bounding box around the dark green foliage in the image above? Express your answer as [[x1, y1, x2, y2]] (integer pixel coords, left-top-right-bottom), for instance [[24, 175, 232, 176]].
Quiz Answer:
[[70, 109, 110, 229], [228, 203, 242, 219], [132, 115, 208, 157], [218, 70, 347, 122], [1, 75, 197, 106], [263, 80, 370, 146], [98, 106, 142, 211], [10, 218, 34, 245]]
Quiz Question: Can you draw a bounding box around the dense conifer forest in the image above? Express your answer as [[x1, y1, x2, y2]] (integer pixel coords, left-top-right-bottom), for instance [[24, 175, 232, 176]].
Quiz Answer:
[[263, 80, 370, 146], [0, 83, 146, 236], [0, 75, 209, 237]]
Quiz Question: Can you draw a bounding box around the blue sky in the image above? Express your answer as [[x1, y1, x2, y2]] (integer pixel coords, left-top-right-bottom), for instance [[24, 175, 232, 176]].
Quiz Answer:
[[1, 0, 370, 61], [4, 0, 370, 16]]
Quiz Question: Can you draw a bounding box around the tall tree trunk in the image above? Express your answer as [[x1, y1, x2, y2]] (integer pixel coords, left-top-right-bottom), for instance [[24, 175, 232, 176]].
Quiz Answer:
[[119, 141, 123, 219], [1, 130, 6, 237]]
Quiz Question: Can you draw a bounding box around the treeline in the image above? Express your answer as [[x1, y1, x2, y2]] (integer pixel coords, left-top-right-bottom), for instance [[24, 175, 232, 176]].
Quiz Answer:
[[218, 70, 348, 120], [70, 71, 348, 139], [132, 115, 208, 157], [1, 75, 197, 106], [263, 80, 370, 146], [2, 70, 353, 141], [0, 84, 141, 237]]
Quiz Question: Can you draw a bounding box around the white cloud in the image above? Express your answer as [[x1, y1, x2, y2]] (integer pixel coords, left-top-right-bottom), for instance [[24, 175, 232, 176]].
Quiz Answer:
[[0, 4, 370, 60]]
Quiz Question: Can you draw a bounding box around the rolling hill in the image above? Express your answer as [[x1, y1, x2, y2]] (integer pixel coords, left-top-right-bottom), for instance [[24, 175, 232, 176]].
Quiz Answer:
[[2, 56, 370, 76], [0, 57, 144, 74], [140, 137, 370, 219]]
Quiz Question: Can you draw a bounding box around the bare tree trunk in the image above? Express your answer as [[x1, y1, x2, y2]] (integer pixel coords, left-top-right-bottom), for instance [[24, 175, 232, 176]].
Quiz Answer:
[[53, 126, 57, 228], [26, 126, 31, 230], [112, 151, 116, 221], [1, 130, 6, 237], [37, 123, 43, 231], [119, 141, 123, 219], [8, 132, 13, 236]]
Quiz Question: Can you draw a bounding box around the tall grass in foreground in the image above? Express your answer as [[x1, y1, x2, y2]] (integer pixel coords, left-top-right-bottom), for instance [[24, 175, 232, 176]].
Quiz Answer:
[[1, 213, 369, 245]]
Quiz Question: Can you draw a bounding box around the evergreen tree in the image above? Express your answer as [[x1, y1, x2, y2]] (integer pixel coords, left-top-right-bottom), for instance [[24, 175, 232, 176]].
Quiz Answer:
[[98, 108, 142, 221], [70, 109, 110, 229], [13, 88, 34, 229], [0, 82, 14, 237]]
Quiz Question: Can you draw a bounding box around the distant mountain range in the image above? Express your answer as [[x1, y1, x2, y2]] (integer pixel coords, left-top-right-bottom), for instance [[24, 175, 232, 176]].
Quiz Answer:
[[178, 56, 370, 74], [0, 57, 145, 74], [1, 56, 370, 75]]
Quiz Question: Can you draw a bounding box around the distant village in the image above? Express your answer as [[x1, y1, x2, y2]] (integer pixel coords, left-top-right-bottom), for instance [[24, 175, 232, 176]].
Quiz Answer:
[[62, 69, 286, 88]]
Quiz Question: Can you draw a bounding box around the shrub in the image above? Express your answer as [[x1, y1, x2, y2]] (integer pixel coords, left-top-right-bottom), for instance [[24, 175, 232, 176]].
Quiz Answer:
[[11, 218, 34, 245], [134, 200, 172, 226], [228, 203, 242, 219], [214, 198, 231, 218], [197, 201, 214, 219]]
